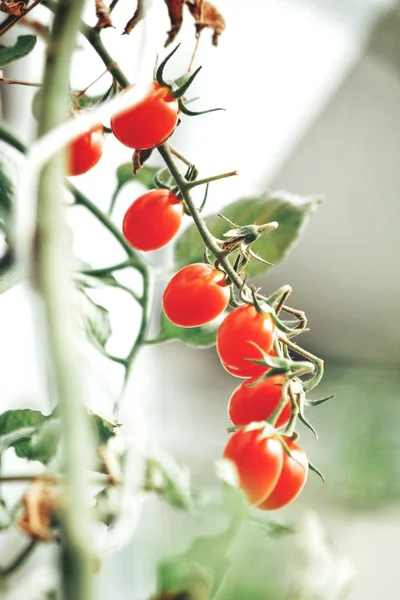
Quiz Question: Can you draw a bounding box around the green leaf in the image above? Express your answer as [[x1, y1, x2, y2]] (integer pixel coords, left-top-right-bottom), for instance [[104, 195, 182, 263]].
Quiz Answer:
[[154, 166, 176, 189], [76, 288, 111, 352], [0, 35, 37, 68], [110, 163, 158, 213], [16, 419, 60, 464], [0, 140, 22, 227], [0, 408, 116, 465], [174, 192, 321, 276], [90, 413, 116, 445], [144, 451, 194, 510], [158, 311, 222, 348], [0, 409, 47, 458], [0, 499, 11, 531], [0, 252, 20, 296]]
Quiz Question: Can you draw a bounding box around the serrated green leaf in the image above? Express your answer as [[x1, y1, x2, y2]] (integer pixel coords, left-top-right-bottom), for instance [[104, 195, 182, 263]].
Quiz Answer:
[[0, 35, 37, 68], [76, 288, 111, 351], [158, 311, 222, 348], [174, 192, 321, 276]]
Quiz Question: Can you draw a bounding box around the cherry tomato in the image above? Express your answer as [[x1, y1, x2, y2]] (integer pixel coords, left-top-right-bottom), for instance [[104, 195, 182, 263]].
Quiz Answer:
[[223, 424, 284, 505], [216, 304, 275, 378], [110, 82, 179, 150], [123, 189, 183, 251], [163, 263, 230, 328], [67, 123, 104, 176], [257, 438, 308, 510], [228, 375, 291, 429]]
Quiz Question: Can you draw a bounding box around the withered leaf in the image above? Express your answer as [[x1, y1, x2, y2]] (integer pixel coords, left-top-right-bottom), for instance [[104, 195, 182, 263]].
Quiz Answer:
[[17, 478, 61, 542], [124, 0, 145, 35], [95, 0, 114, 29], [0, 1, 25, 16], [132, 148, 153, 175], [163, 0, 185, 46], [186, 0, 225, 46]]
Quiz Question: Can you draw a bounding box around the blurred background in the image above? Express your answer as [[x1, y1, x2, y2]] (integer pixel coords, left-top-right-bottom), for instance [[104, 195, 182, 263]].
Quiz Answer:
[[1, 0, 400, 598]]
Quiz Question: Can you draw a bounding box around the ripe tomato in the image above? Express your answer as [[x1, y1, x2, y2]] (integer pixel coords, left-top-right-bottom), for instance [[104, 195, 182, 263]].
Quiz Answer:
[[257, 438, 308, 510], [110, 82, 179, 150], [216, 304, 275, 378], [163, 263, 230, 328], [123, 189, 183, 251], [223, 424, 284, 505], [228, 375, 291, 429], [67, 123, 104, 176]]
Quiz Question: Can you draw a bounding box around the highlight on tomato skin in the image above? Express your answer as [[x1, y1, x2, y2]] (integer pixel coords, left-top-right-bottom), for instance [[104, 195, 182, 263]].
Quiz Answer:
[[122, 189, 183, 251], [67, 124, 104, 177], [228, 375, 291, 430], [110, 81, 180, 150], [216, 304, 276, 379], [257, 438, 308, 511], [162, 263, 230, 328], [222, 424, 284, 506]]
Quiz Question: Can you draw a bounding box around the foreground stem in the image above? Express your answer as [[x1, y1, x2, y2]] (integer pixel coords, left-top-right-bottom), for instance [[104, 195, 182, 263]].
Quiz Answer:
[[36, 1, 94, 599]]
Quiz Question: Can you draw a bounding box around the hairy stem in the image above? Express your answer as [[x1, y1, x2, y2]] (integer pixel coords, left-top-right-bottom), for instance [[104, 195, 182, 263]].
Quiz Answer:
[[43, 0, 130, 88], [158, 143, 244, 289], [36, 1, 94, 599]]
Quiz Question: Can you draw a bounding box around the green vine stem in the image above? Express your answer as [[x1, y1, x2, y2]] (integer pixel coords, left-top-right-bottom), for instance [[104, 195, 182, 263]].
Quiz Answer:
[[158, 143, 244, 290], [280, 336, 324, 392], [35, 1, 94, 599], [43, 0, 130, 88]]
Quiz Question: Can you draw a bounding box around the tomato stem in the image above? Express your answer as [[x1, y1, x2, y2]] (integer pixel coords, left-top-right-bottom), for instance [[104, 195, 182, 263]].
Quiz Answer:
[[185, 170, 238, 189], [280, 337, 324, 392]]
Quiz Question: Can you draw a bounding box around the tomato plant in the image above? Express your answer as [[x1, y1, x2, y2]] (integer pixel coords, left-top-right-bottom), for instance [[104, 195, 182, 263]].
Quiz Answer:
[[223, 424, 284, 505], [163, 263, 230, 327], [110, 82, 180, 150], [66, 122, 104, 176], [217, 304, 275, 378], [228, 374, 291, 429], [257, 438, 309, 511], [0, 1, 331, 597], [123, 189, 183, 251]]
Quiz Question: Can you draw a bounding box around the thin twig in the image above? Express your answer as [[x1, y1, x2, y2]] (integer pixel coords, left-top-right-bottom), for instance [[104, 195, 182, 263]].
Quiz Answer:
[[187, 0, 204, 72], [0, 77, 41, 87], [0, 0, 45, 37]]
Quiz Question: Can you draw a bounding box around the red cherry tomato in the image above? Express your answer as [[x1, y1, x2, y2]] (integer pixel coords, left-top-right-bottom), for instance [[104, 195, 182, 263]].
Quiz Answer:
[[110, 82, 179, 150], [223, 424, 284, 505], [123, 189, 183, 251], [257, 438, 308, 510], [228, 375, 291, 430], [67, 123, 104, 176], [163, 263, 230, 328], [216, 304, 275, 378]]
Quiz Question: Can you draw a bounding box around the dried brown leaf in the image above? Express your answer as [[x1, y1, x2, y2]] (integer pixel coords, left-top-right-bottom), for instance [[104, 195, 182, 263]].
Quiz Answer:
[[17, 478, 61, 542], [132, 148, 153, 174], [163, 0, 185, 46], [0, 1, 26, 16], [186, 0, 225, 45], [95, 0, 114, 30], [124, 0, 145, 35]]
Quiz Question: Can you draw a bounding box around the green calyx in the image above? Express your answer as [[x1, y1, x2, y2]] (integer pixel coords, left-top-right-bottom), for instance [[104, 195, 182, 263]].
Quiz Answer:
[[218, 215, 278, 273], [155, 43, 225, 116]]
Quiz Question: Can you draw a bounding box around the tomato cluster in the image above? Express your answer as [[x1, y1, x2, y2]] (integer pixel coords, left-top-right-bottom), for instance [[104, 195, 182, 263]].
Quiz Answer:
[[65, 51, 311, 512], [161, 269, 309, 510], [224, 425, 308, 509]]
